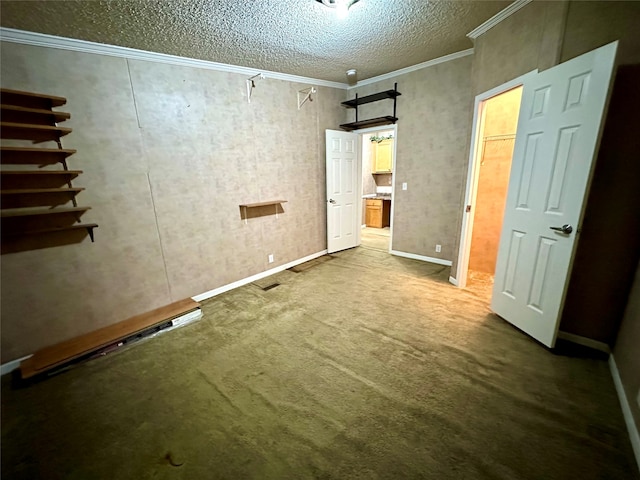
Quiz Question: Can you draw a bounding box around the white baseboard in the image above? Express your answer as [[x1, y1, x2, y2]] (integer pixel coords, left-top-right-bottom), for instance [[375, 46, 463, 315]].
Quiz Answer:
[[0, 354, 33, 377], [192, 249, 328, 302], [362, 224, 367, 229], [448, 276, 459, 286], [557, 331, 611, 353], [0, 310, 204, 377], [390, 249, 452, 267], [0, 251, 328, 376], [609, 354, 640, 472]]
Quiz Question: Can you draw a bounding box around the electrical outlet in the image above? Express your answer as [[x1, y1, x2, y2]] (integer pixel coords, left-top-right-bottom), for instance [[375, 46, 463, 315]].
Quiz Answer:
[[402, 182, 407, 191], [268, 254, 274, 263], [435, 244, 442, 253]]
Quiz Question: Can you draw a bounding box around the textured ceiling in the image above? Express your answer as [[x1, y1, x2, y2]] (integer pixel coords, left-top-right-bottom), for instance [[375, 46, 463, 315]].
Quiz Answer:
[[0, 0, 510, 83]]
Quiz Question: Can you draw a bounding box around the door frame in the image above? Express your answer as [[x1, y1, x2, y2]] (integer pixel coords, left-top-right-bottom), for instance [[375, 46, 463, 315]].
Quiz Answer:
[[452, 70, 537, 288], [355, 123, 398, 252]]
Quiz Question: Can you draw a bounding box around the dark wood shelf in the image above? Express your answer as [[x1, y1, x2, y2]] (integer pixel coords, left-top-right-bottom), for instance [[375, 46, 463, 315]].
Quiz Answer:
[[0, 146, 77, 165], [1, 104, 70, 124], [1, 206, 90, 218], [1, 187, 85, 195], [1, 170, 82, 177], [340, 116, 398, 131], [2, 222, 98, 238], [0, 122, 72, 141], [341, 89, 402, 108], [1, 188, 85, 209], [1, 88, 66, 109]]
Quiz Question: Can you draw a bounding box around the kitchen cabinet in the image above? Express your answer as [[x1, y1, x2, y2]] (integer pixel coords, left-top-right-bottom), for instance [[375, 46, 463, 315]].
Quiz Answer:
[[371, 139, 393, 173], [365, 198, 391, 228]]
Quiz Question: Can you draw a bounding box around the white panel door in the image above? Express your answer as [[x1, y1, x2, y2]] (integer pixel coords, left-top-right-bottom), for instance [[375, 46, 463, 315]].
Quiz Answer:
[[326, 129, 359, 253], [491, 42, 618, 348]]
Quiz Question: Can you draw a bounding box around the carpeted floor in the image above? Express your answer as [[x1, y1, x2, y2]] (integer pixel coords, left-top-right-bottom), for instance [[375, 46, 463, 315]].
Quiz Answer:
[[2, 246, 638, 479]]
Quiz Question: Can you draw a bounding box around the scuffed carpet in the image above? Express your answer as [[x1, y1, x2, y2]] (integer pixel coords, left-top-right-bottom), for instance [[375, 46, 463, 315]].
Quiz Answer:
[[1, 247, 637, 479]]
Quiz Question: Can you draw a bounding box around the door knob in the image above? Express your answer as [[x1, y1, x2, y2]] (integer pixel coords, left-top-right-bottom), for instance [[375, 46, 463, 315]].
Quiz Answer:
[[329, 199, 336, 204], [550, 224, 573, 234]]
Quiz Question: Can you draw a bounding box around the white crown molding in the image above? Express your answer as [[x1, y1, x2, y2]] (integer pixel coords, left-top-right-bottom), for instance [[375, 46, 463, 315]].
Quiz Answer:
[[467, 0, 533, 40], [0, 27, 349, 90], [351, 49, 474, 89]]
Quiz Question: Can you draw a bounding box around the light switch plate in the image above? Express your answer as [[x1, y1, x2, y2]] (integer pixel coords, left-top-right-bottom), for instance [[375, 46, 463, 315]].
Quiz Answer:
[[402, 182, 407, 190]]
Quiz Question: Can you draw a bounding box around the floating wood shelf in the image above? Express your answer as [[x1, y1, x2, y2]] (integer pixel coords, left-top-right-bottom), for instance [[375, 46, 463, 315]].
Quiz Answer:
[[2, 223, 98, 241], [0, 122, 72, 141], [1, 188, 85, 209], [1, 88, 66, 109], [239, 200, 288, 223], [340, 83, 401, 132], [1, 187, 85, 195], [0, 206, 91, 218], [341, 89, 402, 108], [340, 116, 399, 131], [1, 104, 70, 123], [19, 298, 200, 380], [0, 146, 77, 165], [1, 170, 82, 177], [239, 200, 288, 208]]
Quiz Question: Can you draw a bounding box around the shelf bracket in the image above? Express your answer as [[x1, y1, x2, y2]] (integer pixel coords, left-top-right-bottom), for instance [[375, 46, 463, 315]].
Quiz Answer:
[[246, 73, 265, 104], [298, 87, 317, 110]]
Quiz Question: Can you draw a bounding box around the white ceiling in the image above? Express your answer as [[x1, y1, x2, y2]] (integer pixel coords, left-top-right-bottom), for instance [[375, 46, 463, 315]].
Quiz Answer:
[[0, 0, 511, 83]]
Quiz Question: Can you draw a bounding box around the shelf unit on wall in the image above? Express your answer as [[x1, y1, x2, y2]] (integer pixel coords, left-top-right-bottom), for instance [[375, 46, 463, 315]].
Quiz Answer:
[[0, 88, 98, 248], [239, 200, 288, 224], [339, 83, 401, 132]]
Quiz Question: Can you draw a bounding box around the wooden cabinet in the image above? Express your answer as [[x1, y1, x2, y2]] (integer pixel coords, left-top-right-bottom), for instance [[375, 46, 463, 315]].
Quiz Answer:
[[371, 139, 393, 173], [365, 198, 391, 228]]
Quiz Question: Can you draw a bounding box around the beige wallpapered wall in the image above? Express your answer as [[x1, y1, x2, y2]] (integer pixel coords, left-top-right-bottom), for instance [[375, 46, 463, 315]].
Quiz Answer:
[[0, 42, 346, 362], [350, 56, 474, 261]]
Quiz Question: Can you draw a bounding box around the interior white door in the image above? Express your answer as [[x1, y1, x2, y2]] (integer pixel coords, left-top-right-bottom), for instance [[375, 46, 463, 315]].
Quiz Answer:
[[491, 42, 618, 348], [326, 129, 359, 253]]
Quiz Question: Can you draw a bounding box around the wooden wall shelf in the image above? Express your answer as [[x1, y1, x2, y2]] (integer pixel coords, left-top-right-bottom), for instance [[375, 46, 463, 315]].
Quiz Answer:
[[19, 297, 200, 380], [239, 200, 287, 223], [340, 116, 399, 132], [0, 146, 77, 165], [1, 104, 71, 123], [341, 89, 401, 108], [1, 188, 85, 209], [0, 88, 66, 108], [1, 206, 91, 218], [239, 200, 288, 208], [0, 88, 97, 248], [340, 83, 401, 132], [0, 122, 73, 141]]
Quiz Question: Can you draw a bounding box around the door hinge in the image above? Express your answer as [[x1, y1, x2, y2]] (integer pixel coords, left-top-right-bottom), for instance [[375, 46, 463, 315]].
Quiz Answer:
[[466, 205, 472, 213]]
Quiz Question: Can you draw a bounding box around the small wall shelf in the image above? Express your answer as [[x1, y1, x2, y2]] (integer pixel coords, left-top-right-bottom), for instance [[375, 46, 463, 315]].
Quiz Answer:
[[0, 146, 77, 165], [1, 104, 71, 123], [340, 83, 401, 132], [239, 200, 287, 224], [0, 88, 98, 251], [0, 122, 73, 142]]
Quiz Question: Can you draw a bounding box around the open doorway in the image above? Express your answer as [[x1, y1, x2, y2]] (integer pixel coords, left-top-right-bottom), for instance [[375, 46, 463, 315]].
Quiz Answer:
[[455, 71, 536, 292], [359, 126, 396, 252], [467, 87, 522, 292]]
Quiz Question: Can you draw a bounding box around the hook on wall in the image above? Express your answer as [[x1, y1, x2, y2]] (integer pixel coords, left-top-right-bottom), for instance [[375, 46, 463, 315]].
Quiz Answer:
[[298, 87, 317, 110], [247, 73, 265, 103]]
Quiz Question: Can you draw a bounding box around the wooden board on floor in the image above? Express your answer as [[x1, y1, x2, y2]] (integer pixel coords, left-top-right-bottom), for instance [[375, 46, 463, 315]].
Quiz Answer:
[[20, 298, 200, 379]]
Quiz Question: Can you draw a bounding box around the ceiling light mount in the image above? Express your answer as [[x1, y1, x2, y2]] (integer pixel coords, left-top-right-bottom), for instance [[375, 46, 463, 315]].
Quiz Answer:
[[316, 0, 361, 18]]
